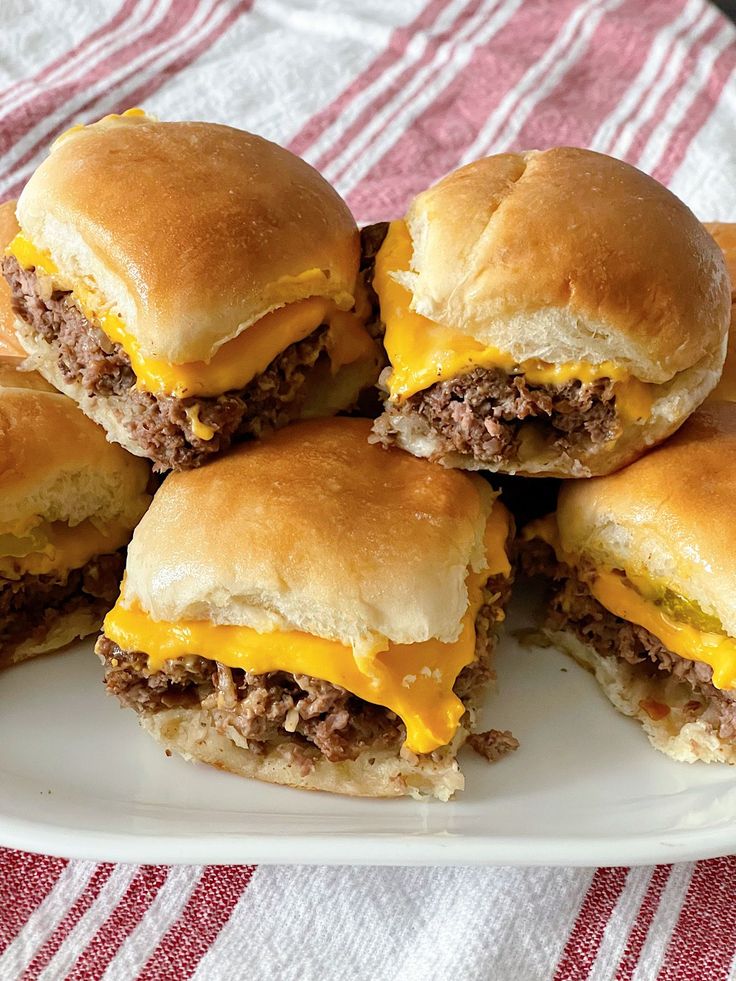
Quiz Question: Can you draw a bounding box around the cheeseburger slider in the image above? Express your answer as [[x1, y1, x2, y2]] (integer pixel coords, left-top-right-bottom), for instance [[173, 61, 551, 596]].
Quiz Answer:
[[0, 359, 150, 668], [524, 401, 736, 763], [705, 222, 736, 403], [2, 110, 381, 472], [371, 148, 730, 477], [97, 418, 514, 799]]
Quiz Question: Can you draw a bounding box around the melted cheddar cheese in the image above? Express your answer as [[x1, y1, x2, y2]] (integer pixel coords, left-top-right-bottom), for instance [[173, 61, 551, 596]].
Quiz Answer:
[[104, 505, 512, 755], [0, 518, 129, 579], [527, 514, 736, 692], [374, 221, 655, 422], [7, 235, 375, 399], [590, 571, 736, 692]]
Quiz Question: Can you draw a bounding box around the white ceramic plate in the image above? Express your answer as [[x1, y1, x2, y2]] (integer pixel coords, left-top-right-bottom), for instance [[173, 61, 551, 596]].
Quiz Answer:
[[2, 593, 736, 867]]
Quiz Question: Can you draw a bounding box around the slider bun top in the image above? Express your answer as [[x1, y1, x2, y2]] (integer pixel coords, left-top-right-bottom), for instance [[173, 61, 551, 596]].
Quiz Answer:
[[16, 112, 359, 365], [122, 418, 497, 654], [0, 358, 151, 530], [0, 201, 25, 356], [396, 148, 730, 385], [556, 401, 736, 637]]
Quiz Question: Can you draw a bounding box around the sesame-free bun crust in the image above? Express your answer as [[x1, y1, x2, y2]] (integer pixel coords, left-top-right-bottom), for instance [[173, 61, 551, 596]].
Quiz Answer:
[[0, 359, 151, 529], [121, 418, 496, 654], [556, 401, 736, 637], [705, 222, 736, 403], [548, 628, 736, 764], [16, 113, 360, 364], [0, 201, 25, 356], [139, 706, 471, 800], [398, 148, 730, 384]]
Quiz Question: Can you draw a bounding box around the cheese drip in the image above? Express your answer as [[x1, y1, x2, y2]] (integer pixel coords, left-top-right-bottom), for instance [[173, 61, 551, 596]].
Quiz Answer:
[[527, 514, 736, 692], [104, 505, 512, 755], [373, 220, 654, 422], [7, 235, 376, 399]]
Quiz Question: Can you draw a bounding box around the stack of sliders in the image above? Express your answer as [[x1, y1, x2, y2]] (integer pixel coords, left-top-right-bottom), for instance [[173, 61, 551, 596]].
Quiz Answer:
[[96, 419, 514, 799], [3, 112, 735, 799], [2, 110, 382, 472], [0, 204, 151, 669]]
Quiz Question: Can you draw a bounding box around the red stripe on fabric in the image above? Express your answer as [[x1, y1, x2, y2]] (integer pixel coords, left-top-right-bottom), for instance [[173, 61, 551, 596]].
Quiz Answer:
[[288, 0, 444, 158], [345, 0, 580, 223], [552, 867, 630, 981], [115, 0, 253, 115], [0, 0, 140, 104], [136, 866, 255, 981], [506, 0, 687, 152], [651, 29, 736, 186], [0, 849, 68, 955], [626, 14, 722, 165], [615, 865, 673, 981], [595, 0, 708, 158], [657, 857, 736, 981], [0, 0, 157, 155], [65, 866, 168, 981], [310, 0, 484, 176], [2, 0, 207, 198], [21, 862, 116, 981]]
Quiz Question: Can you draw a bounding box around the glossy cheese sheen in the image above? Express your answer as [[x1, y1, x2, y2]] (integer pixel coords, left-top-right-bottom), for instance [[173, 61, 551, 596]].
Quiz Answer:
[[527, 515, 736, 692], [0, 519, 128, 579], [104, 505, 512, 755], [590, 571, 736, 692], [7, 235, 371, 399], [374, 221, 654, 421]]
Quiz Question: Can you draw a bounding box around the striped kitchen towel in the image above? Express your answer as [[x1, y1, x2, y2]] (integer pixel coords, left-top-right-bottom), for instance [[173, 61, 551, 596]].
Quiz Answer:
[[1, 1, 736, 979]]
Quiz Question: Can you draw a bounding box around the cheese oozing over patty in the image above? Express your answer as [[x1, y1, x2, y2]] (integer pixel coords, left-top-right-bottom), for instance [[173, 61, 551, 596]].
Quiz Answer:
[[373, 221, 654, 423], [527, 515, 736, 692], [103, 504, 512, 755], [7, 235, 377, 400]]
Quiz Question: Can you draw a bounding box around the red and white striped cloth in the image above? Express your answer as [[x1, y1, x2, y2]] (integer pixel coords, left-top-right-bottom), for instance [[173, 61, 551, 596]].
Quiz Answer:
[[1, 0, 736, 977]]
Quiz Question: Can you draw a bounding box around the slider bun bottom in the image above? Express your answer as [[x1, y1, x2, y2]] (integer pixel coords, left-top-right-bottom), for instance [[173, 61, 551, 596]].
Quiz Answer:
[[140, 707, 474, 800], [3, 605, 103, 669], [546, 629, 736, 765]]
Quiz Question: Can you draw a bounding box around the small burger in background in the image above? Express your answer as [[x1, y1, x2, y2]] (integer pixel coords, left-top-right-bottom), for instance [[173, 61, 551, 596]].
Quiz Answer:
[[371, 148, 730, 477], [523, 401, 736, 764], [2, 110, 382, 471], [97, 418, 516, 800], [0, 359, 150, 667]]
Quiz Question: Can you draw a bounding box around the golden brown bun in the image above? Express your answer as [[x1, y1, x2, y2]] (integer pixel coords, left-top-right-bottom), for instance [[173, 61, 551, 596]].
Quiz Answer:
[[139, 706, 472, 800], [556, 401, 736, 636], [705, 222, 736, 403], [399, 148, 730, 384], [121, 418, 497, 654], [548, 628, 736, 764], [0, 201, 25, 356], [0, 359, 151, 530], [17, 112, 360, 364]]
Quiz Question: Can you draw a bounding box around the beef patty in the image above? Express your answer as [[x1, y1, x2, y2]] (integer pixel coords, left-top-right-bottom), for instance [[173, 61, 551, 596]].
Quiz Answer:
[[99, 575, 510, 770], [1, 551, 124, 662], [524, 543, 736, 741], [2, 257, 331, 472], [373, 367, 621, 466]]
